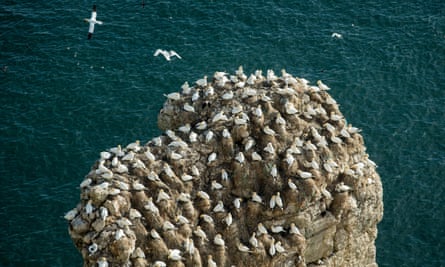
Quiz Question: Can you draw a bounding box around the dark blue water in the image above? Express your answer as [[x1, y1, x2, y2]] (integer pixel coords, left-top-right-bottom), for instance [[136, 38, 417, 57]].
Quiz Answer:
[[1, 1, 444, 266]]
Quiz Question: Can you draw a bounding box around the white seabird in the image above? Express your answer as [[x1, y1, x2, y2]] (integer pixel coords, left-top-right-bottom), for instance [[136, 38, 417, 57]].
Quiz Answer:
[[84, 5, 103, 40], [331, 32, 342, 39], [154, 49, 182, 61]]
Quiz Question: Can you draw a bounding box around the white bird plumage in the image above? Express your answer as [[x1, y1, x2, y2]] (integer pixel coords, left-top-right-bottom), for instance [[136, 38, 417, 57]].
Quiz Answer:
[[235, 152, 245, 163], [183, 103, 195, 112], [257, 223, 268, 236], [275, 241, 286, 253], [317, 80, 330, 90], [163, 220, 177, 231], [238, 242, 250, 252], [223, 212, 233, 226], [194, 226, 208, 241], [233, 198, 242, 209], [84, 5, 103, 40], [213, 200, 225, 213], [251, 151, 262, 161], [211, 180, 223, 190], [154, 49, 182, 61], [153, 261, 167, 267], [168, 249, 182, 261], [97, 257, 109, 267], [251, 192, 263, 203], [264, 142, 275, 154], [64, 208, 78, 221], [331, 32, 343, 39], [249, 232, 259, 248], [156, 189, 170, 202], [181, 174, 194, 182], [289, 223, 302, 235], [297, 170, 313, 179], [213, 234, 225, 246], [208, 152, 217, 163]]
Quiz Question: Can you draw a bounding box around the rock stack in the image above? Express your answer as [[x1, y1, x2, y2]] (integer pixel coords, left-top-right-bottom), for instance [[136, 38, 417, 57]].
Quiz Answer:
[[66, 67, 383, 267]]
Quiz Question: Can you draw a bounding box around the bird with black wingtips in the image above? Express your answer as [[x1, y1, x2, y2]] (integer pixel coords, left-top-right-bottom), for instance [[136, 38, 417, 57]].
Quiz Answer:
[[84, 5, 103, 39]]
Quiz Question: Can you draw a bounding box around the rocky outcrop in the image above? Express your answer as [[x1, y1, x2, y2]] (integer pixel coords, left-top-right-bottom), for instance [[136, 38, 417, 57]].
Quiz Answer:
[[66, 67, 383, 267]]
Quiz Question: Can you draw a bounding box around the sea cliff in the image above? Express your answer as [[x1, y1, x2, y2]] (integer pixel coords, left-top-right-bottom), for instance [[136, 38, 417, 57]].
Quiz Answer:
[[66, 67, 383, 267]]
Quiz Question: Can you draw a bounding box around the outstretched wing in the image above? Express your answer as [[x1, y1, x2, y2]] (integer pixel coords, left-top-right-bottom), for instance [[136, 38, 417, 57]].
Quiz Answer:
[[169, 50, 182, 59], [154, 49, 163, 57]]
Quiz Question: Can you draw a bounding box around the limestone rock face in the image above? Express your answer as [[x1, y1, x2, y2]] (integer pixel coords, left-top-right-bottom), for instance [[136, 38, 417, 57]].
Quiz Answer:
[[66, 67, 383, 267]]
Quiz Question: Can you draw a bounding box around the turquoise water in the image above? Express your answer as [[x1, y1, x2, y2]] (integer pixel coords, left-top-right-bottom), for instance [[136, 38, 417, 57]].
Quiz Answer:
[[1, 1, 444, 266]]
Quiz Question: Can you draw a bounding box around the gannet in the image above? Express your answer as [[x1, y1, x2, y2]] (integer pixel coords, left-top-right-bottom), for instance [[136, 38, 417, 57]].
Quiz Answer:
[[211, 180, 223, 190], [153, 261, 166, 267], [289, 223, 302, 235], [97, 257, 109, 267], [208, 152, 217, 163], [251, 151, 262, 161], [64, 208, 78, 221], [181, 174, 193, 182], [115, 229, 125, 240], [207, 255, 217, 267], [233, 198, 242, 209], [221, 169, 229, 181], [317, 80, 330, 90], [151, 225, 167, 237], [163, 221, 177, 231], [249, 232, 259, 248], [238, 243, 250, 252], [331, 32, 343, 39], [213, 200, 225, 212], [270, 164, 278, 178], [184, 238, 195, 255], [275, 241, 286, 253], [84, 5, 103, 40], [194, 226, 208, 241], [168, 249, 182, 261], [251, 192, 263, 203], [269, 194, 277, 209], [223, 212, 233, 226], [213, 234, 225, 247], [235, 152, 245, 163], [177, 215, 190, 225], [153, 49, 182, 61], [257, 223, 268, 235], [268, 240, 276, 256]]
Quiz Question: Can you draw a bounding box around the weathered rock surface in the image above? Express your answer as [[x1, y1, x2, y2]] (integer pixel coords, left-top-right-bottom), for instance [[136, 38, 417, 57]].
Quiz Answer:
[[66, 67, 383, 267]]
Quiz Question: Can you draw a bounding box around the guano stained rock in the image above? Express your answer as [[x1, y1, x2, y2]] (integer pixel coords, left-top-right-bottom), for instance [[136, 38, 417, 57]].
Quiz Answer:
[[66, 67, 383, 267]]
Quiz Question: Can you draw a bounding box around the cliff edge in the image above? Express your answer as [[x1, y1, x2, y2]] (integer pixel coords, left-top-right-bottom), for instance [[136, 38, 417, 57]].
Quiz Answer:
[[66, 67, 383, 267]]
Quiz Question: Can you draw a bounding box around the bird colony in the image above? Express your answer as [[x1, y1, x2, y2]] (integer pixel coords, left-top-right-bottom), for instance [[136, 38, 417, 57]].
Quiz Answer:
[[66, 67, 383, 267]]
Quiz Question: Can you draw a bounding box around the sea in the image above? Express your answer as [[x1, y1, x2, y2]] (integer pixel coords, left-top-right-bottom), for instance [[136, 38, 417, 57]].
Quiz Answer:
[[1, 0, 444, 266]]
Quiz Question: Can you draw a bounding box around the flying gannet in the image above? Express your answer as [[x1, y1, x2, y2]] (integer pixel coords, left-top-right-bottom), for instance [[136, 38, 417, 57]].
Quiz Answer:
[[331, 32, 342, 39], [154, 49, 182, 61], [84, 5, 103, 40]]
